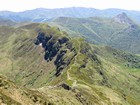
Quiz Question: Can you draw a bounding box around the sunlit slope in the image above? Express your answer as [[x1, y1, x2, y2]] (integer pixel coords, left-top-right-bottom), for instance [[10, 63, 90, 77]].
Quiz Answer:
[[0, 23, 75, 88], [50, 15, 140, 54], [0, 75, 86, 105], [0, 23, 139, 105]]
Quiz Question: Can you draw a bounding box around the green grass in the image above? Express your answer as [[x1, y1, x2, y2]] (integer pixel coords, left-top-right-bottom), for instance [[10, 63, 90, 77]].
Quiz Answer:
[[0, 22, 140, 105], [49, 16, 140, 54]]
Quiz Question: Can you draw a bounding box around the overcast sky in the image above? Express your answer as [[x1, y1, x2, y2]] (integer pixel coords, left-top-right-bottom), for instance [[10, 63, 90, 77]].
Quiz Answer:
[[0, 0, 140, 12]]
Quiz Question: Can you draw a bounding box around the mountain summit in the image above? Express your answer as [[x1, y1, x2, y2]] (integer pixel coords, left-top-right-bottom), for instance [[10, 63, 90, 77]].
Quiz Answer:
[[113, 12, 133, 25]]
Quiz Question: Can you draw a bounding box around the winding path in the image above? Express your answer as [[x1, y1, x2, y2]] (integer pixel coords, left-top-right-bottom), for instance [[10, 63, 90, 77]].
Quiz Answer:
[[67, 39, 81, 87]]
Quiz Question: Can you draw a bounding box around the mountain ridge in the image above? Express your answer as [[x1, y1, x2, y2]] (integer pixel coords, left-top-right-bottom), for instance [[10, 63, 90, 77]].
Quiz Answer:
[[0, 23, 140, 104], [49, 14, 140, 54], [0, 7, 140, 23]]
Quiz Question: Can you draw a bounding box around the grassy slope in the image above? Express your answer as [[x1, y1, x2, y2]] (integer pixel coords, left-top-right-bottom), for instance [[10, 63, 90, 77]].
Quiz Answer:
[[0, 75, 85, 105], [0, 23, 139, 105], [49, 17, 140, 54], [0, 23, 69, 87], [50, 39, 140, 105]]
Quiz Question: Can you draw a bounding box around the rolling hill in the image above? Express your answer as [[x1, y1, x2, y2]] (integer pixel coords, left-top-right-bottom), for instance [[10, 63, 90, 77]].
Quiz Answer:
[[0, 22, 140, 104], [49, 13, 140, 54], [0, 18, 16, 26]]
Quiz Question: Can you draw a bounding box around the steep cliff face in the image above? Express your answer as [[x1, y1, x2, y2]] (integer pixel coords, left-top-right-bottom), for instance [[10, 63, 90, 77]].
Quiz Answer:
[[34, 31, 76, 76]]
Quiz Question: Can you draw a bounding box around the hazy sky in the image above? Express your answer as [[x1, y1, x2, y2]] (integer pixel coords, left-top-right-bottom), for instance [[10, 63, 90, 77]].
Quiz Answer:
[[0, 0, 140, 12]]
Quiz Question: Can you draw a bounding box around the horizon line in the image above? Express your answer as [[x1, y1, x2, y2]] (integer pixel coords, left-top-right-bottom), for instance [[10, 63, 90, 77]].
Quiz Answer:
[[0, 7, 140, 12]]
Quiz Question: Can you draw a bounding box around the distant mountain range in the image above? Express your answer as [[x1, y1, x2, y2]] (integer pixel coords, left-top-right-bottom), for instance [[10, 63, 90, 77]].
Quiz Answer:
[[0, 7, 140, 23], [1, 8, 140, 54]]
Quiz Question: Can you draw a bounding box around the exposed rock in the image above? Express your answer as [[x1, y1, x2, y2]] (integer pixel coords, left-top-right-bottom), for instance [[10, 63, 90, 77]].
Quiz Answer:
[[113, 12, 134, 25], [34, 32, 75, 76]]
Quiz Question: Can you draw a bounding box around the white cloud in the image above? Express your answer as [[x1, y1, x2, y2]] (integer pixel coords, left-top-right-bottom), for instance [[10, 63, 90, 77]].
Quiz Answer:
[[0, 0, 140, 12]]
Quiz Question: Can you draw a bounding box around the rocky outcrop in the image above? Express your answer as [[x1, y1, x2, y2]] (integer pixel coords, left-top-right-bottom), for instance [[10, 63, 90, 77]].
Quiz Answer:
[[113, 12, 134, 25], [34, 32, 76, 76]]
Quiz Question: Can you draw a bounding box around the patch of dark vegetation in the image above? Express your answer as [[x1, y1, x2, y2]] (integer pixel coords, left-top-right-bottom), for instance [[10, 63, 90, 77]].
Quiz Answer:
[[99, 71, 103, 75], [93, 66, 110, 87], [79, 64, 86, 69], [58, 37, 69, 44], [89, 54, 101, 65], [80, 43, 90, 54], [54, 50, 67, 76], [66, 41, 73, 50], [112, 50, 140, 69], [80, 43, 101, 65], [137, 78, 140, 82], [48, 102, 54, 105], [58, 83, 71, 90], [55, 50, 76, 76], [79, 58, 88, 69], [75, 92, 88, 105]]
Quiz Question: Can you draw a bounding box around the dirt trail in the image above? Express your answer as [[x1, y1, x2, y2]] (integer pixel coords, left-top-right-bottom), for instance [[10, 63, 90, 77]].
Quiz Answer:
[[67, 39, 81, 87]]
